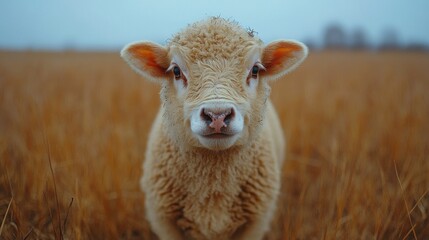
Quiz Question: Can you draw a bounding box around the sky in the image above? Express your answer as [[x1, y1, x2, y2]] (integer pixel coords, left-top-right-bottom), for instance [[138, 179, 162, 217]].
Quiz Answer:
[[1, 0, 428, 50]]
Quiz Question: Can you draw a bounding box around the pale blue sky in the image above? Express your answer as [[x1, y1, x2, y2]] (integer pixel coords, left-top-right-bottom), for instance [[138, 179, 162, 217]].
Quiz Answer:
[[1, 0, 428, 50]]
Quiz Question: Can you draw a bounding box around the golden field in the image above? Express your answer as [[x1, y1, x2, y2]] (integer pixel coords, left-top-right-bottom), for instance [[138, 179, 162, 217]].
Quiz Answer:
[[0, 50, 428, 239]]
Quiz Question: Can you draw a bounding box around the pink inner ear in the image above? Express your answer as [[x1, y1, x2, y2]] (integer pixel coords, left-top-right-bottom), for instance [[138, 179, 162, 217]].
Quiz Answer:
[[262, 42, 302, 75], [129, 45, 168, 78]]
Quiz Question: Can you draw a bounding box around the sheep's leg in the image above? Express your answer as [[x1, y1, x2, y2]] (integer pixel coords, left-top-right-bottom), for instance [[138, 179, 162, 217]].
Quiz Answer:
[[233, 201, 276, 240], [232, 219, 269, 240], [146, 208, 185, 240]]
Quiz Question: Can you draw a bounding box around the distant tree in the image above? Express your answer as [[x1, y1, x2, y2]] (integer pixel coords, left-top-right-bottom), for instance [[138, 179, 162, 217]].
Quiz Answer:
[[324, 24, 347, 49], [379, 28, 400, 50], [406, 43, 428, 52], [351, 28, 368, 50], [303, 38, 317, 50]]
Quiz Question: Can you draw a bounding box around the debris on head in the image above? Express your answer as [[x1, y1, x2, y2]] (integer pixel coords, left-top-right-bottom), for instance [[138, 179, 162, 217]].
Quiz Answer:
[[247, 27, 258, 38]]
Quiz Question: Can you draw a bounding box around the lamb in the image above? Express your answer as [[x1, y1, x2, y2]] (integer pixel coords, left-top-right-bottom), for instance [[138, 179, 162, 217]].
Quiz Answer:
[[121, 17, 307, 240]]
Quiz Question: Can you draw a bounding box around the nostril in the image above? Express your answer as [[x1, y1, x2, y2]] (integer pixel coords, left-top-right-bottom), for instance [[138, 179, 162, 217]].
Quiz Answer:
[[201, 108, 212, 124], [224, 108, 234, 125]]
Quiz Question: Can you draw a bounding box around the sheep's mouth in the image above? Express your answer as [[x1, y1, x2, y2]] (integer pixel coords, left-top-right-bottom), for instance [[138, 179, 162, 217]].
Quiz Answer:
[[202, 133, 234, 139], [196, 131, 241, 150]]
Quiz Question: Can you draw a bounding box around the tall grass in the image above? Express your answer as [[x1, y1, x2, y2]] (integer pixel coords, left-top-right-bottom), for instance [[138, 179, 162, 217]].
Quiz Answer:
[[0, 51, 428, 239]]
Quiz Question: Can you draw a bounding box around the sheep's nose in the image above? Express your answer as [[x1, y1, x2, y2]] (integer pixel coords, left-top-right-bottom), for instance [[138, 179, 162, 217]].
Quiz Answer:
[[201, 107, 235, 133]]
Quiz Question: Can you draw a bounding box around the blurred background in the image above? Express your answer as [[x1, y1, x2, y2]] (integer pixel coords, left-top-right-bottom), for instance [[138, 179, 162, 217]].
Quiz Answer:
[[1, 1, 429, 239], [1, 0, 429, 51]]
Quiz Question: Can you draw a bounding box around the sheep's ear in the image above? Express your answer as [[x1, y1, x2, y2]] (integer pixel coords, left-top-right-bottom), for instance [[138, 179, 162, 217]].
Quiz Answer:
[[261, 40, 308, 81], [121, 41, 170, 82]]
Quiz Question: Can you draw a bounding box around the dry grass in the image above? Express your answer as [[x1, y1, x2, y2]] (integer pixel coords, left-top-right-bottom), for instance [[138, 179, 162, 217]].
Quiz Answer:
[[0, 50, 428, 239]]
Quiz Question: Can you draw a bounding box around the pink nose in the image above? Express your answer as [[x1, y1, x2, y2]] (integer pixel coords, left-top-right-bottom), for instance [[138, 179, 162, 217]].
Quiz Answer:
[[201, 108, 234, 133]]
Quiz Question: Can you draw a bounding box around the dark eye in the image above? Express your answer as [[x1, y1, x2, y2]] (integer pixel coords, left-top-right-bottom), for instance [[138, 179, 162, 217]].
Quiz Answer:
[[251, 65, 259, 78], [173, 66, 181, 79]]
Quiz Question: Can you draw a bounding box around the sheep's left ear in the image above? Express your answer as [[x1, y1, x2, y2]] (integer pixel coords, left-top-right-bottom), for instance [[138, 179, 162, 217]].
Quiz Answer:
[[121, 41, 170, 83], [261, 40, 308, 81]]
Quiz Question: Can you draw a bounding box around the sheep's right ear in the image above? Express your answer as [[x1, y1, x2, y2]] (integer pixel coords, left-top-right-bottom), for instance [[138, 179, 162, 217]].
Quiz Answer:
[[121, 41, 170, 82]]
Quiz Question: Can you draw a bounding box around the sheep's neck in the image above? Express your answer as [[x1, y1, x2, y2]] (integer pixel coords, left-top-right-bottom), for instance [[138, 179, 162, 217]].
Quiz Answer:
[[172, 146, 253, 197]]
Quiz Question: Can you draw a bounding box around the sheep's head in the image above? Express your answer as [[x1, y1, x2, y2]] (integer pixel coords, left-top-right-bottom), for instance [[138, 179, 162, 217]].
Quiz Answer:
[[121, 18, 307, 151]]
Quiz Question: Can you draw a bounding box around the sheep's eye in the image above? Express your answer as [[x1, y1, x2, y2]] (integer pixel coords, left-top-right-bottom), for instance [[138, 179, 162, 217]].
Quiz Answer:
[[251, 65, 259, 77], [173, 66, 181, 79]]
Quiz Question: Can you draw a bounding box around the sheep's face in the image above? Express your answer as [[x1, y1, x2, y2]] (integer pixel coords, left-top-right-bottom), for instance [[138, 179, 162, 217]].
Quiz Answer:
[[121, 18, 307, 151]]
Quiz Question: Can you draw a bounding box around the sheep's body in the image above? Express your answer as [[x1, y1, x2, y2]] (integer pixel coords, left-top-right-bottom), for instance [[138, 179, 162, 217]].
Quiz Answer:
[[121, 17, 307, 240], [143, 101, 284, 240]]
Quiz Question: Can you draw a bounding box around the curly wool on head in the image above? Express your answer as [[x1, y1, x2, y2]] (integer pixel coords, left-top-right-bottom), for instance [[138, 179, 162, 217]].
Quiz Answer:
[[168, 17, 262, 63]]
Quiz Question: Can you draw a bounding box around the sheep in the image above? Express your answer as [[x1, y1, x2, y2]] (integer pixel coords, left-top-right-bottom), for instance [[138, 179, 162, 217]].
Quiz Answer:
[[121, 17, 307, 240]]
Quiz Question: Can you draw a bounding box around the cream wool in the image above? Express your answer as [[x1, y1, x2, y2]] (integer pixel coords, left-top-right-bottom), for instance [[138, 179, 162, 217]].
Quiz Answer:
[[121, 17, 308, 240]]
